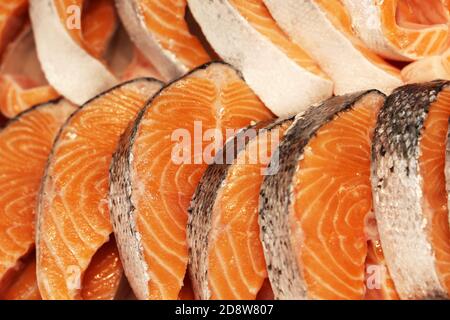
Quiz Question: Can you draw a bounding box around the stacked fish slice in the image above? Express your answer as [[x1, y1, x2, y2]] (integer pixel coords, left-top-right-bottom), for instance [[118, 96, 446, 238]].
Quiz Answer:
[[0, 0, 450, 300]]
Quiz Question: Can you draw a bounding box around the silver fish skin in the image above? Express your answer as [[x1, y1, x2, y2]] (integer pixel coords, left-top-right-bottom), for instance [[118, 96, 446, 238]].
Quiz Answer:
[[187, 118, 292, 300], [371, 80, 450, 300], [259, 90, 385, 300]]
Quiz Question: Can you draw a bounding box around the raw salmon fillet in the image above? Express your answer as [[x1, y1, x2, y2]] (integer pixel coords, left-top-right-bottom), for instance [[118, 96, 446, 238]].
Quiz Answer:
[[260, 91, 398, 299], [0, 99, 77, 285], [372, 81, 450, 299], [344, 0, 450, 61], [36, 79, 163, 300], [188, 118, 292, 300], [117, 0, 210, 81], [110, 62, 274, 300]]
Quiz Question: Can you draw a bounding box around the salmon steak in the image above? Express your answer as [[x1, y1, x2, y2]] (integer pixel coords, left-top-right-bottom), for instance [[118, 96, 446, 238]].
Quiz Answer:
[[188, 118, 292, 300], [36, 78, 163, 300], [188, 0, 333, 118], [116, 0, 211, 81], [259, 91, 398, 299], [343, 0, 450, 61], [263, 0, 402, 95], [110, 62, 274, 300], [372, 81, 450, 299], [0, 99, 77, 288]]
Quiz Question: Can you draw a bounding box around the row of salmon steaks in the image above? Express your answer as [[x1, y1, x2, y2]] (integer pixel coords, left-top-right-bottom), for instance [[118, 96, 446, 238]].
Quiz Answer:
[[1, 64, 449, 300], [1, 0, 450, 300]]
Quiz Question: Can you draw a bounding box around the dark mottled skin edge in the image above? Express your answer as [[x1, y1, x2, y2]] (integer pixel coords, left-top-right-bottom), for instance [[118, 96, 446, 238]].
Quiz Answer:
[[187, 117, 293, 300], [371, 80, 450, 299], [109, 62, 245, 300], [259, 90, 385, 300], [34, 78, 162, 298]]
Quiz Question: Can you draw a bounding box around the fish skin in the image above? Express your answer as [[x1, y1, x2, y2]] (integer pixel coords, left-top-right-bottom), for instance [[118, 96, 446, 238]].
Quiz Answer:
[[259, 90, 385, 300], [372, 80, 450, 300], [187, 118, 291, 300], [109, 114, 149, 300], [36, 78, 163, 300]]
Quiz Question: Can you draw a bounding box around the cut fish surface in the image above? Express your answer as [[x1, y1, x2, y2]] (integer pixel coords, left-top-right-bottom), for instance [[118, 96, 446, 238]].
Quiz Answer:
[[188, 118, 292, 300], [29, 0, 118, 104], [343, 0, 450, 61], [372, 81, 450, 299], [116, 0, 210, 81], [36, 78, 163, 300], [0, 99, 77, 285], [187, 0, 333, 118], [110, 62, 274, 300], [259, 91, 397, 299], [263, 0, 402, 95]]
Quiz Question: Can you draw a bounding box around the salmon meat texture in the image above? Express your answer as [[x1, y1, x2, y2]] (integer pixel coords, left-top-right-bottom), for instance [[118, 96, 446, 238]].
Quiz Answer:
[[3, 0, 450, 301]]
